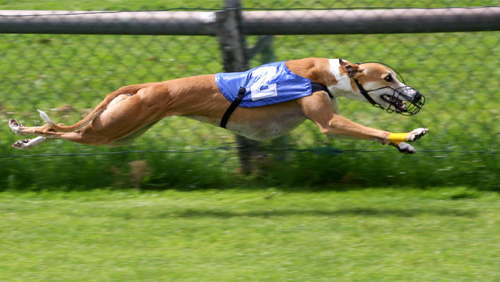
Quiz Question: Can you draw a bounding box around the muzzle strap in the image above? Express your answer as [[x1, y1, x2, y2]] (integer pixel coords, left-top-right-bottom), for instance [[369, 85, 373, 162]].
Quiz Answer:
[[353, 79, 383, 109]]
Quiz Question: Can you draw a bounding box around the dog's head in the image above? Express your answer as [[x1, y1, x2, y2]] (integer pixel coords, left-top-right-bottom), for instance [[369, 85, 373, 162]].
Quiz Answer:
[[338, 58, 425, 116]]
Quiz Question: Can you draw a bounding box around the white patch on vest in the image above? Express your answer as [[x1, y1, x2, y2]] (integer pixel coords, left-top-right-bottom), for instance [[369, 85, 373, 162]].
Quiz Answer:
[[250, 66, 278, 101]]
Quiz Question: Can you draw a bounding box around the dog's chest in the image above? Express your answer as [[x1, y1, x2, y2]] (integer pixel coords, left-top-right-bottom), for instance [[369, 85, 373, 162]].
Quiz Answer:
[[186, 107, 306, 141], [232, 114, 305, 141]]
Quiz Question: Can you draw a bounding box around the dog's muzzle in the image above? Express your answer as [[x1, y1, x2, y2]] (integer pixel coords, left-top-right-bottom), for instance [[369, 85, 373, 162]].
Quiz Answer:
[[354, 79, 425, 116], [381, 86, 425, 116], [353, 62, 426, 116]]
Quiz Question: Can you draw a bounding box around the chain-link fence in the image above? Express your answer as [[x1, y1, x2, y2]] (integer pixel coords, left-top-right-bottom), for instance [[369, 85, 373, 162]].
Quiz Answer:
[[0, 1, 498, 190]]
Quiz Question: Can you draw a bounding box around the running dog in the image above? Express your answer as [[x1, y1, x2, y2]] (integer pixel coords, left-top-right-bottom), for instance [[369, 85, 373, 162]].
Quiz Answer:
[[8, 58, 428, 153]]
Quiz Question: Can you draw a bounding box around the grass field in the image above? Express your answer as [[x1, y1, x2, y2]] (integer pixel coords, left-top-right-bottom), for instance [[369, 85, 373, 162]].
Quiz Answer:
[[1, 188, 499, 281]]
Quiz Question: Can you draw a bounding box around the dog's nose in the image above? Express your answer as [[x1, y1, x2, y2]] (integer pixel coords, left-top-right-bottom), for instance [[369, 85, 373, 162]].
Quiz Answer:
[[414, 91, 423, 102]]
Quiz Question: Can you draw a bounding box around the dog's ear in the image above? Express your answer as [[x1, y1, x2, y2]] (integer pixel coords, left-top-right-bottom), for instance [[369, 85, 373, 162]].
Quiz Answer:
[[339, 58, 362, 79]]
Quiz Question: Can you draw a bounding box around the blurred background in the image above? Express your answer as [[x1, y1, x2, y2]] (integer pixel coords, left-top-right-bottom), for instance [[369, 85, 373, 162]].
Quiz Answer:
[[0, 0, 498, 190]]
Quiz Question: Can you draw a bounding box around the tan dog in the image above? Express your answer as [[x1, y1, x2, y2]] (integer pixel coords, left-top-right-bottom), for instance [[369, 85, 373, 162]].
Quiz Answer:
[[9, 58, 428, 153]]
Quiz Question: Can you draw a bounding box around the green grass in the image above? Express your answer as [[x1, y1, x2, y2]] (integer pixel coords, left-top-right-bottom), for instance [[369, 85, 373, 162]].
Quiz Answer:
[[1, 188, 499, 281]]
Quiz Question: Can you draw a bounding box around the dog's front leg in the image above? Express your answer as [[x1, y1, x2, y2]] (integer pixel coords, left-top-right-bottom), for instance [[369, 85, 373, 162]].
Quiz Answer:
[[298, 93, 428, 153], [299, 93, 391, 143], [388, 128, 429, 154]]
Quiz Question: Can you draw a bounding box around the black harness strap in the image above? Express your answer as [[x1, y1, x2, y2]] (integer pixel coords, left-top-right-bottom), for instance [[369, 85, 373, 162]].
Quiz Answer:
[[311, 82, 334, 99], [220, 87, 246, 129]]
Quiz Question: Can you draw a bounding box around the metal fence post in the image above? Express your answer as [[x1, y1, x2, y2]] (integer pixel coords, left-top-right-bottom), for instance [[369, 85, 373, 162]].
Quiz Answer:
[[215, 0, 260, 174]]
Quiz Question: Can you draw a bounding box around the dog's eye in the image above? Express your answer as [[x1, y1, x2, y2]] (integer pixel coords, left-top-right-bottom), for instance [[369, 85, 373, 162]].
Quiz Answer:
[[384, 75, 393, 82]]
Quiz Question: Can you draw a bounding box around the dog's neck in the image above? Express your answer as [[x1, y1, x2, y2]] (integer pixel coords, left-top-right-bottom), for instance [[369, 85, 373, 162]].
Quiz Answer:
[[286, 58, 363, 101], [326, 59, 365, 102]]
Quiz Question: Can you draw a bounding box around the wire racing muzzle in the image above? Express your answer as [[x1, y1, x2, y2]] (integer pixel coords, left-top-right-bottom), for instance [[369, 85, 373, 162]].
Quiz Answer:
[[354, 81, 425, 116], [353, 62, 426, 116], [384, 86, 425, 115]]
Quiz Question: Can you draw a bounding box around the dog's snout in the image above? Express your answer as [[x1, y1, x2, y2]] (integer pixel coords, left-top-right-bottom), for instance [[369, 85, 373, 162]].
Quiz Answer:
[[414, 91, 423, 101]]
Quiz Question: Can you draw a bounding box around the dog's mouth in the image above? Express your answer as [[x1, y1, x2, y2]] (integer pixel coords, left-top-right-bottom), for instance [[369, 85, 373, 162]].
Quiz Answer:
[[381, 94, 408, 113], [380, 89, 425, 116]]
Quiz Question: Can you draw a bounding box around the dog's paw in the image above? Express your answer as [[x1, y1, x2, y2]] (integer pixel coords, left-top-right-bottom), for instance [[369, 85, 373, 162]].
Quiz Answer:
[[8, 119, 22, 135], [12, 138, 31, 150], [396, 142, 416, 154], [406, 128, 428, 142]]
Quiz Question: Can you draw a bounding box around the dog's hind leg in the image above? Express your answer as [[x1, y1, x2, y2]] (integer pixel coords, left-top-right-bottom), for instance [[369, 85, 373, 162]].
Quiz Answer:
[[9, 119, 52, 137], [9, 118, 88, 149], [37, 84, 151, 133], [8, 82, 176, 148], [107, 121, 160, 147], [43, 85, 172, 146], [12, 137, 47, 150], [72, 87, 172, 146]]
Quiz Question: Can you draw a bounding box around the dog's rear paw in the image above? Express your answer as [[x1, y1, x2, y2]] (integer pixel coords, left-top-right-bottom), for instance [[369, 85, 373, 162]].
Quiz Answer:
[[396, 142, 416, 154], [12, 136, 46, 150], [8, 119, 22, 135], [407, 128, 428, 142], [12, 138, 31, 150]]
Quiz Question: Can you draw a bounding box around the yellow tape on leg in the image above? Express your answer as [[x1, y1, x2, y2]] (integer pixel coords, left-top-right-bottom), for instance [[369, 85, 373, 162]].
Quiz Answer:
[[389, 133, 408, 145]]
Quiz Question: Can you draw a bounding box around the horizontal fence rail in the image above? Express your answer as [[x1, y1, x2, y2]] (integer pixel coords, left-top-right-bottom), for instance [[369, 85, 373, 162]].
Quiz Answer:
[[0, 7, 499, 35], [0, 10, 217, 35], [242, 7, 500, 34]]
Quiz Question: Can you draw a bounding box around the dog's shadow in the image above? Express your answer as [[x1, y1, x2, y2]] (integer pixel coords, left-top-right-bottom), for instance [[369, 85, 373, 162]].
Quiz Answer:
[[159, 207, 477, 219]]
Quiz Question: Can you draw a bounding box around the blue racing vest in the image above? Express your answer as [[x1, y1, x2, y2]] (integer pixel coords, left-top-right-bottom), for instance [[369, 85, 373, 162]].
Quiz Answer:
[[215, 61, 314, 108]]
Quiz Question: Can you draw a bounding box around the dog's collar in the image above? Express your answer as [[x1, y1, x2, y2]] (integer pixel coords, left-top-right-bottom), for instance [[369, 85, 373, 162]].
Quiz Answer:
[[311, 82, 334, 99]]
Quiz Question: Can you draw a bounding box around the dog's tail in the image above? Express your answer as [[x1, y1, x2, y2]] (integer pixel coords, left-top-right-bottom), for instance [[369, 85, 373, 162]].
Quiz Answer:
[[38, 84, 148, 132]]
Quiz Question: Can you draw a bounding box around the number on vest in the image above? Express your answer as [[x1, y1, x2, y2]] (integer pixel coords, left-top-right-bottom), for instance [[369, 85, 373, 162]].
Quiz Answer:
[[250, 66, 278, 101]]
